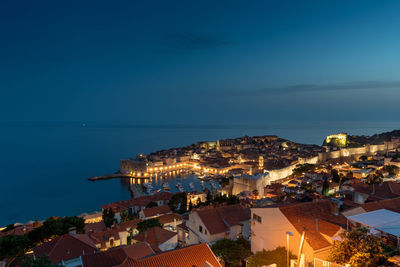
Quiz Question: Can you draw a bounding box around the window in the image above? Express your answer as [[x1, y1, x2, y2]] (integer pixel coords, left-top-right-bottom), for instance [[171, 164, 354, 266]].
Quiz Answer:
[[199, 225, 203, 233], [253, 213, 262, 223], [205, 229, 207, 235]]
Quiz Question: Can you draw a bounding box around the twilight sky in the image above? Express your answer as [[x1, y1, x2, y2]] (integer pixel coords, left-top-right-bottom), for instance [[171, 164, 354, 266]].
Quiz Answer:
[[1, 0, 400, 125]]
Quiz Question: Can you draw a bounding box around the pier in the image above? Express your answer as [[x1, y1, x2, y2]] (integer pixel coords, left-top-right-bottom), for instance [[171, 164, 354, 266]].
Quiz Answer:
[[88, 173, 144, 181]]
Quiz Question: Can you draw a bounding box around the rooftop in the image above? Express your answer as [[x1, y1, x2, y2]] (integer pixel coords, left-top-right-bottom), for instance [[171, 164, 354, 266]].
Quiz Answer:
[[115, 243, 222, 267], [348, 209, 400, 236]]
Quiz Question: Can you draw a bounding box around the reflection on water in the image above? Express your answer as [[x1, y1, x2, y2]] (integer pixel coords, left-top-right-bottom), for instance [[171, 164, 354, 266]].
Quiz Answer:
[[120, 173, 220, 196]]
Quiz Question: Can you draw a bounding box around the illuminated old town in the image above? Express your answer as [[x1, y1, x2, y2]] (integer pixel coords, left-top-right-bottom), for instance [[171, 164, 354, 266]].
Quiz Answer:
[[2, 1, 400, 267]]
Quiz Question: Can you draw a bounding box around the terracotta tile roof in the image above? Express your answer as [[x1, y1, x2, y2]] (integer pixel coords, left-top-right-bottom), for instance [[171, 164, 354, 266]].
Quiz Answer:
[[115, 243, 222, 267], [388, 182, 400, 195], [102, 192, 173, 213], [143, 205, 171, 218], [279, 200, 347, 250], [350, 180, 400, 200], [33, 233, 97, 263], [350, 180, 371, 195], [371, 183, 400, 199], [361, 197, 400, 213], [85, 221, 106, 233], [81, 242, 154, 267], [195, 204, 250, 235], [119, 219, 141, 230], [157, 213, 182, 225], [133, 227, 177, 251]]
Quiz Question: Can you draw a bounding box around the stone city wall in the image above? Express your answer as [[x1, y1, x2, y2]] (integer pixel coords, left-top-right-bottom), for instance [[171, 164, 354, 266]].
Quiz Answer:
[[265, 141, 398, 184]]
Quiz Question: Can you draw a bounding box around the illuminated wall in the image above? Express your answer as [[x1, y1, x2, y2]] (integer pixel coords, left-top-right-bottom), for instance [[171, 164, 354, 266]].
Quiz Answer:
[[325, 133, 348, 147]]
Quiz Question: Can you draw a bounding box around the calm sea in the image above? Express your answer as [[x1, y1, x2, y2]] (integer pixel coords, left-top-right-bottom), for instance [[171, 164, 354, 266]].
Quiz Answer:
[[1, 121, 399, 226]]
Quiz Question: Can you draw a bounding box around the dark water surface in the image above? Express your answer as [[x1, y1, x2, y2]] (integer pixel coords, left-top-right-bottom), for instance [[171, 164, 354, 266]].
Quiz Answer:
[[1, 121, 399, 225]]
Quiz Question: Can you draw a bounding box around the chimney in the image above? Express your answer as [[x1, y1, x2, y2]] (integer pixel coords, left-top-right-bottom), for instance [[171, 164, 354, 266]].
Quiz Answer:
[[68, 227, 77, 235], [315, 218, 318, 232], [330, 198, 342, 216]]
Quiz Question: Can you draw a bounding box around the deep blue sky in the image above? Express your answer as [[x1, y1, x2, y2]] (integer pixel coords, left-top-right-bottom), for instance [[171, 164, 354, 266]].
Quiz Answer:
[[1, 0, 400, 125]]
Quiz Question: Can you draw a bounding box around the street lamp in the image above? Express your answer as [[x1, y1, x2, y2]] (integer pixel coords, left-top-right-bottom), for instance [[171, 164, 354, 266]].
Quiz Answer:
[[286, 231, 293, 267]]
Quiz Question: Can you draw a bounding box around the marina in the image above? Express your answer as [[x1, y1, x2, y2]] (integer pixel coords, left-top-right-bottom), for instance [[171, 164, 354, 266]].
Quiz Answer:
[[125, 173, 222, 197]]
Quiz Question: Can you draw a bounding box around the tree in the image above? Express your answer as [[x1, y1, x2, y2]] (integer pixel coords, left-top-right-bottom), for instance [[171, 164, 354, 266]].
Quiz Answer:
[[137, 218, 162, 233], [21, 255, 62, 267], [365, 174, 383, 185], [327, 228, 387, 267], [292, 164, 316, 176], [227, 195, 239, 205], [27, 216, 85, 243], [211, 238, 251, 267], [252, 189, 259, 197], [0, 216, 86, 261], [383, 165, 399, 176], [196, 198, 203, 207], [331, 169, 340, 183], [206, 190, 213, 205], [247, 246, 296, 267], [168, 192, 187, 214], [0, 234, 32, 260], [322, 178, 330, 196], [127, 232, 134, 246], [146, 201, 158, 208], [102, 208, 116, 228]]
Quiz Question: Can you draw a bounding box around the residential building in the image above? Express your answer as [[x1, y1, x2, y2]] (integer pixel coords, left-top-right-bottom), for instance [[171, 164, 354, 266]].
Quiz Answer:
[[157, 213, 183, 232], [87, 220, 141, 250], [32, 233, 97, 267], [133, 226, 177, 252], [251, 200, 347, 264], [185, 204, 250, 245]]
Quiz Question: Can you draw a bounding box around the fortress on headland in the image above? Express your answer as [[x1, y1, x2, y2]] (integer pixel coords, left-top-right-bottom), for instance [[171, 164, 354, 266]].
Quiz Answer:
[[324, 132, 348, 147]]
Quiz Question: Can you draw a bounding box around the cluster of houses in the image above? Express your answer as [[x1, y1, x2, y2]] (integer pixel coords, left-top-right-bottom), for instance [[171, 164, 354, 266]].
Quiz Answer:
[[0, 190, 251, 267], [5, 180, 400, 267], [3, 163, 400, 266], [3, 135, 400, 266], [120, 135, 325, 177]]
